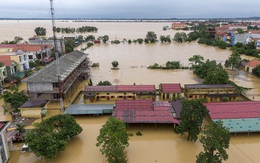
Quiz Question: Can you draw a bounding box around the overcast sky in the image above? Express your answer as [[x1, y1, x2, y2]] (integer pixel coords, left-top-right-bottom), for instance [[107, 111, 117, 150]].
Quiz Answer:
[[1, 0, 259, 19]]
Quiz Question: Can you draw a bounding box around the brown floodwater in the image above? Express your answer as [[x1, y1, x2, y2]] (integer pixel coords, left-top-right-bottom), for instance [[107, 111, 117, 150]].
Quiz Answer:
[[1, 21, 260, 162]]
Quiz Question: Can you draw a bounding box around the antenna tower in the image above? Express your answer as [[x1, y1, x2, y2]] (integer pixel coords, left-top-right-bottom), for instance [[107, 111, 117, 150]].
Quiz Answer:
[[50, 0, 64, 113]]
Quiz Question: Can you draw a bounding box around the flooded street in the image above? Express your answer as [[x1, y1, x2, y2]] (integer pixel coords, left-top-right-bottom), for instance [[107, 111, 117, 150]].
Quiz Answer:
[[0, 21, 260, 162]]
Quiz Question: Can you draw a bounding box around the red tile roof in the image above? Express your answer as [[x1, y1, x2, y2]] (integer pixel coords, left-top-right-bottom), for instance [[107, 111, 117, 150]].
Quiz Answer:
[[204, 101, 260, 119], [0, 55, 12, 66], [12, 44, 52, 52], [246, 59, 260, 68], [160, 83, 182, 93], [113, 100, 179, 124], [0, 44, 17, 48], [117, 85, 155, 92], [249, 30, 260, 34]]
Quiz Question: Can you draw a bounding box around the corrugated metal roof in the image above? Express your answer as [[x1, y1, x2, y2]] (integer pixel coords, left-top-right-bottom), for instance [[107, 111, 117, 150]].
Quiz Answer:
[[24, 50, 88, 83], [85, 86, 117, 92], [64, 104, 114, 115], [117, 85, 155, 92], [213, 118, 260, 133], [20, 100, 46, 108], [160, 83, 182, 93], [205, 101, 260, 119], [185, 84, 234, 89], [113, 100, 178, 124]]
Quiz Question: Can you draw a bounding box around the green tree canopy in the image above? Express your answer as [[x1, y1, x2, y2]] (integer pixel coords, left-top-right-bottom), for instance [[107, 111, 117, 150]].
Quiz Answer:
[[1, 86, 28, 112], [103, 35, 109, 43], [173, 32, 188, 43], [96, 117, 129, 163], [175, 99, 208, 142], [189, 54, 204, 68], [145, 31, 157, 43], [97, 80, 112, 86], [224, 52, 242, 70], [112, 61, 119, 68], [25, 114, 82, 159], [196, 121, 230, 163], [252, 65, 260, 78], [65, 39, 76, 53], [34, 27, 47, 36]]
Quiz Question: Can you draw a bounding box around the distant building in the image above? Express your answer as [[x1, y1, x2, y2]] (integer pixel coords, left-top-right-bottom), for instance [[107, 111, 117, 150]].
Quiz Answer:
[[0, 62, 7, 86], [184, 84, 242, 102], [24, 50, 89, 102], [245, 59, 260, 73], [171, 22, 188, 30], [0, 121, 10, 163], [0, 55, 21, 83], [19, 100, 47, 119]]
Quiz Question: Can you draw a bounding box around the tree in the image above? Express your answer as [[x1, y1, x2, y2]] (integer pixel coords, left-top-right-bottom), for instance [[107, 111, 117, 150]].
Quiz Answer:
[[34, 27, 47, 36], [16, 123, 25, 134], [224, 52, 242, 70], [236, 28, 244, 34], [103, 35, 109, 43], [85, 35, 95, 42], [25, 114, 82, 158], [65, 39, 76, 53], [112, 61, 119, 68], [196, 121, 230, 163], [14, 36, 23, 43], [96, 117, 129, 163], [175, 99, 208, 142], [145, 31, 157, 43], [1, 86, 28, 112], [173, 32, 187, 43], [189, 54, 204, 68], [252, 65, 260, 78], [1, 103, 13, 115], [97, 80, 112, 86]]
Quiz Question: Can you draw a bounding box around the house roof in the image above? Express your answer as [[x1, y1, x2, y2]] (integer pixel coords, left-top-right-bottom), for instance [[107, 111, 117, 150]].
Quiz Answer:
[[113, 100, 178, 124], [85, 86, 117, 92], [249, 30, 260, 34], [185, 84, 234, 89], [20, 100, 47, 108], [12, 44, 52, 52], [0, 44, 17, 48], [160, 83, 182, 93], [24, 50, 88, 83], [170, 99, 183, 118], [117, 85, 155, 92], [0, 55, 12, 66], [204, 101, 260, 119], [246, 59, 260, 68]]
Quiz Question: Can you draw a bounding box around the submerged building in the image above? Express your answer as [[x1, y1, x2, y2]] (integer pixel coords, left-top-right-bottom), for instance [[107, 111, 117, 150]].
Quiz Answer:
[[24, 50, 89, 102]]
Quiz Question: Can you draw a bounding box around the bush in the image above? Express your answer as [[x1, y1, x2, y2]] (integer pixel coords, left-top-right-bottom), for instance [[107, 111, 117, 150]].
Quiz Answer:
[[136, 131, 142, 136]]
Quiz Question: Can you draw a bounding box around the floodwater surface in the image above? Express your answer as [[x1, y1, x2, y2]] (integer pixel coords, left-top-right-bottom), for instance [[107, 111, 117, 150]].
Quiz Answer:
[[0, 21, 260, 162]]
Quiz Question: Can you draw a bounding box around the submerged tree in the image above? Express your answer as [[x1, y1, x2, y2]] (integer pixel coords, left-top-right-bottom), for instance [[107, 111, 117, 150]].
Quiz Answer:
[[196, 121, 230, 163], [112, 61, 119, 68], [96, 117, 129, 163], [175, 99, 208, 142], [224, 52, 242, 70], [34, 27, 46, 36], [25, 114, 82, 158], [145, 31, 157, 43]]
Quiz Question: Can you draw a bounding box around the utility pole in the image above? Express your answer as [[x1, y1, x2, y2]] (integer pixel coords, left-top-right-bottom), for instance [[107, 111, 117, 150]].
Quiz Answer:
[[50, 0, 64, 113]]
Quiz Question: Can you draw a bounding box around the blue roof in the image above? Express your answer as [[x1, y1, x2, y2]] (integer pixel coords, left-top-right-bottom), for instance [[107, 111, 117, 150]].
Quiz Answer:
[[213, 118, 260, 133], [64, 104, 114, 115]]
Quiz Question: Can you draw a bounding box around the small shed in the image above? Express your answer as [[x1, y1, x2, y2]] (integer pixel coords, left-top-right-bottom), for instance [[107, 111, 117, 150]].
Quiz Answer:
[[64, 104, 114, 115], [19, 100, 47, 118]]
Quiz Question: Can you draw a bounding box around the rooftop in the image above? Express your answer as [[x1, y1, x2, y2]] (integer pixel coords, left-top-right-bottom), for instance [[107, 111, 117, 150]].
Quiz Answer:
[[160, 83, 182, 93], [24, 50, 88, 83], [64, 104, 114, 115], [117, 85, 155, 92], [20, 100, 47, 108], [246, 59, 260, 68], [85, 86, 117, 92], [185, 84, 234, 89]]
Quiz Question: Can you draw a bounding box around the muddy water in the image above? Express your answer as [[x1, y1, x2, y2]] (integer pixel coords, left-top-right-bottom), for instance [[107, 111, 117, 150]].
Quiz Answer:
[[1, 21, 260, 162]]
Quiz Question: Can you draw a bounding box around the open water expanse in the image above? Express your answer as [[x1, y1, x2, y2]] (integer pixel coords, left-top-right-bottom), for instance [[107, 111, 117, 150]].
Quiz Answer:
[[0, 20, 260, 162]]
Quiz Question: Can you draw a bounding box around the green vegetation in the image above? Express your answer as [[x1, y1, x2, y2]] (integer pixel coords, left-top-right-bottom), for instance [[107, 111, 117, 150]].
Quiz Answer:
[[88, 78, 93, 86], [65, 39, 76, 53], [34, 27, 46, 36], [224, 52, 242, 70], [175, 99, 208, 142], [29, 60, 40, 69], [253, 65, 260, 77], [160, 35, 171, 43], [236, 28, 244, 34], [25, 114, 82, 159], [102, 35, 109, 43], [231, 42, 259, 58], [136, 131, 142, 136], [96, 117, 129, 163], [148, 61, 188, 69], [1, 36, 24, 44], [137, 38, 144, 44], [56, 26, 98, 33], [97, 81, 112, 86], [111, 40, 121, 44], [85, 35, 95, 42], [196, 121, 230, 163], [91, 62, 100, 67], [111, 61, 119, 68], [173, 32, 188, 43], [0, 86, 28, 112], [145, 31, 157, 43]]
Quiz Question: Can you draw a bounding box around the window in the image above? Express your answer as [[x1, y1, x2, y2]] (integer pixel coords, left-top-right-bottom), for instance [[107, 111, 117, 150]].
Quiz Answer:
[[53, 93, 59, 99], [53, 83, 59, 88], [29, 55, 33, 59], [24, 55, 26, 60]]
